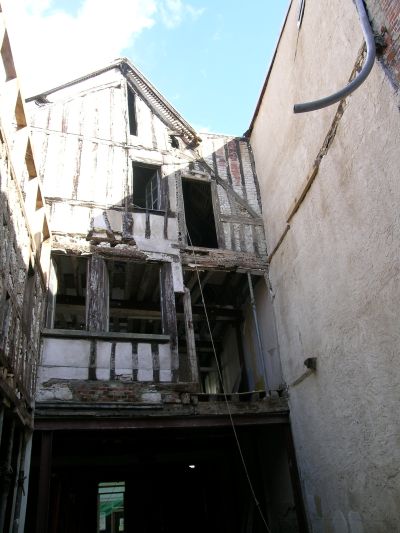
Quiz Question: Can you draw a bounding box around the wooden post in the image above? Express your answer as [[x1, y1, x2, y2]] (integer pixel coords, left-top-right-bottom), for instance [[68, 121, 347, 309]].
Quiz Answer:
[[160, 263, 179, 381], [86, 255, 109, 332], [0, 418, 15, 532], [35, 431, 53, 533], [8, 428, 23, 533], [13, 431, 33, 533], [183, 288, 199, 384]]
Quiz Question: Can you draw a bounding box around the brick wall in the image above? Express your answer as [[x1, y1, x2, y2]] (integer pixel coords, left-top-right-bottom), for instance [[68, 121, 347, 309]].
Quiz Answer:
[[367, 0, 400, 87]]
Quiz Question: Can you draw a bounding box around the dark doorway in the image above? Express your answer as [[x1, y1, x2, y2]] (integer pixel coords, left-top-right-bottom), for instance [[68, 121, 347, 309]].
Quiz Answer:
[[26, 424, 304, 533], [182, 178, 218, 248]]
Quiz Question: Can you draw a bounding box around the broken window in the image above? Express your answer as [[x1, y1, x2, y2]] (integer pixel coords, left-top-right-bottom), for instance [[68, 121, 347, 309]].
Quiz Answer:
[[132, 164, 161, 210], [182, 178, 218, 248], [98, 481, 125, 533], [127, 88, 137, 136], [108, 261, 162, 334], [50, 254, 87, 330]]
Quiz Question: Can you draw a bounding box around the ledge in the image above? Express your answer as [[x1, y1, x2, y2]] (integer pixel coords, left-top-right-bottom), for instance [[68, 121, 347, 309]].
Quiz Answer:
[[42, 328, 170, 343]]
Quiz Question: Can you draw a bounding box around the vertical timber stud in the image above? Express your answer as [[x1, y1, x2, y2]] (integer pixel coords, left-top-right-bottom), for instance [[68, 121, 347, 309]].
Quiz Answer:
[[35, 431, 53, 533], [183, 288, 199, 384], [8, 429, 23, 533], [0, 418, 15, 532], [160, 263, 179, 381], [86, 255, 109, 331], [13, 431, 33, 533]]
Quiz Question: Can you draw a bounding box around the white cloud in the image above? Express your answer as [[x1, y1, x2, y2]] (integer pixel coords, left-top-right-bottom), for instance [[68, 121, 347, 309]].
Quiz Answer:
[[4, 0, 203, 96], [159, 0, 204, 29]]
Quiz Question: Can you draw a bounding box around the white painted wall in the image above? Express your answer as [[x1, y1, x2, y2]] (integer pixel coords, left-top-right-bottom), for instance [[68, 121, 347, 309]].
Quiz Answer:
[[250, 0, 400, 531]]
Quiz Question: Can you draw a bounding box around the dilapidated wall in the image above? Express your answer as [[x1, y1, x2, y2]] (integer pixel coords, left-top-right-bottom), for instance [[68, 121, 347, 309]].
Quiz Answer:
[[0, 4, 51, 531], [26, 60, 277, 405], [250, 0, 400, 531]]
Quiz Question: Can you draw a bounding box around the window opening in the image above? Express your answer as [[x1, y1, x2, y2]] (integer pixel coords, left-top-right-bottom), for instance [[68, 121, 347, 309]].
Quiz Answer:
[[97, 481, 125, 533], [132, 164, 160, 210], [182, 178, 218, 248], [52, 255, 87, 330], [108, 261, 162, 334], [169, 134, 179, 149], [127, 88, 137, 136]]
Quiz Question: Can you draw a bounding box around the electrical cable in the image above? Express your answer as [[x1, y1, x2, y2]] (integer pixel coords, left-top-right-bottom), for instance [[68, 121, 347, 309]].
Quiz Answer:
[[186, 229, 271, 533]]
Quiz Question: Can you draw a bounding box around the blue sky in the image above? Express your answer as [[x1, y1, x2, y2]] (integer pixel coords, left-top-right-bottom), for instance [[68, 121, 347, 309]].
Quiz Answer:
[[8, 0, 289, 136]]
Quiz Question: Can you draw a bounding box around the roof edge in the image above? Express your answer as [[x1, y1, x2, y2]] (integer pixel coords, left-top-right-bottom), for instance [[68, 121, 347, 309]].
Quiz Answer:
[[26, 57, 201, 146], [244, 0, 294, 138]]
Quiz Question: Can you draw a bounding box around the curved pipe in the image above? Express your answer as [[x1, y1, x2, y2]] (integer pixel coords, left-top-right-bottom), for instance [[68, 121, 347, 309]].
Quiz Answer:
[[294, 0, 376, 113]]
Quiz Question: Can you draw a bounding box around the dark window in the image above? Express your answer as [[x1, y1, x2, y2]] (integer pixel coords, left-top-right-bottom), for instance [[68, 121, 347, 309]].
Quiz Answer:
[[169, 135, 179, 149], [52, 255, 87, 330], [182, 178, 218, 248], [132, 164, 160, 210], [127, 88, 137, 136]]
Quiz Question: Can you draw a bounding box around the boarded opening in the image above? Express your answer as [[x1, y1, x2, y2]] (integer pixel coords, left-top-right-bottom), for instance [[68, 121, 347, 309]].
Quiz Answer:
[[127, 88, 137, 136], [132, 164, 160, 210], [108, 261, 162, 334], [182, 178, 218, 248]]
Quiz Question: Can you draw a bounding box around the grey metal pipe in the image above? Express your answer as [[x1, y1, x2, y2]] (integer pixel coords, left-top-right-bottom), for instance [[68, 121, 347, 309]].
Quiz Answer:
[[293, 0, 376, 113], [247, 273, 270, 392]]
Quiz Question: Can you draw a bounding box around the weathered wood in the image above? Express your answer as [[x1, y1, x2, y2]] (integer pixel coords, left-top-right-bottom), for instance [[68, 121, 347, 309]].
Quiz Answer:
[[35, 431, 53, 533], [42, 328, 170, 342], [160, 263, 179, 380], [86, 255, 109, 331], [0, 418, 15, 532], [183, 288, 198, 383]]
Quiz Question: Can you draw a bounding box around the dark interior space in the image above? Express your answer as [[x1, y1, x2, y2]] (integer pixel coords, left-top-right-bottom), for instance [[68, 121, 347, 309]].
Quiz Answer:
[[176, 270, 253, 393], [132, 164, 160, 210], [52, 254, 87, 330], [108, 261, 162, 334], [127, 89, 137, 136], [182, 178, 218, 248], [26, 424, 302, 533]]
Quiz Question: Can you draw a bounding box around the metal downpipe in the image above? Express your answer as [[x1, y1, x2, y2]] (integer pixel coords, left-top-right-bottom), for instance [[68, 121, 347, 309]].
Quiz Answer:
[[293, 0, 376, 113]]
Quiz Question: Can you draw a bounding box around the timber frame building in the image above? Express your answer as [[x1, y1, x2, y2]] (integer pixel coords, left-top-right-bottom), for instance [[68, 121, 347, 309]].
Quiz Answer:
[[22, 58, 304, 532]]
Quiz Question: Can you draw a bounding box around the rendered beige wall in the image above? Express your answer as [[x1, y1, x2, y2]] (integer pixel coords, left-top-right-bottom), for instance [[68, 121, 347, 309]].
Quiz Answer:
[[250, 0, 400, 531]]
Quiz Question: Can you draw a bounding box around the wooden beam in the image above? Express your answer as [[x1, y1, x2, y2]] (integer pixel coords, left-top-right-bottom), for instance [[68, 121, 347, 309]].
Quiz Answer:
[[36, 432, 53, 533], [183, 288, 198, 383], [86, 256, 109, 331]]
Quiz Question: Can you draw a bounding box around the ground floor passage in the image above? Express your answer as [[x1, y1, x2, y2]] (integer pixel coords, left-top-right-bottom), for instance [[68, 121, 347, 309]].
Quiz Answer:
[[26, 422, 307, 533]]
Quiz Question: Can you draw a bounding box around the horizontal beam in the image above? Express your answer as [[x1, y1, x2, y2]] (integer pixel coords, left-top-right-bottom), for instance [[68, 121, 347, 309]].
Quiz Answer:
[[34, 412, 289, 431], [42, 328, 170, 342]]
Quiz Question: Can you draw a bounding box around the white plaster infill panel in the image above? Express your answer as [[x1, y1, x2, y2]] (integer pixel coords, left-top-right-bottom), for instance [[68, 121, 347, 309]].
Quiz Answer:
[[137, 343, 153, 381], [96, 341, 112, 380], [115, 342, 133, 377], [159, 344, 172, 382], [172, 261, 184, 293], [167, 218, 178, 241], [42, 338, 90, 367], [133, 212, 146, 238], [150, 213, 164, 239], [39, 365, 89, 382]]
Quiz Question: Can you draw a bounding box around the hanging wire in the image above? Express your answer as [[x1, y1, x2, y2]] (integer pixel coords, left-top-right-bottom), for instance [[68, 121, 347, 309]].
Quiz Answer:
[[186, 229, 271, 533]]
